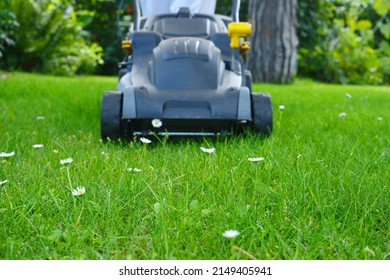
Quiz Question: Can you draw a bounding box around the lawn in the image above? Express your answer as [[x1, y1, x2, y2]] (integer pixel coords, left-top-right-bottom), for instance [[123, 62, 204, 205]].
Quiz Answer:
[[0, 73, 389, 260]]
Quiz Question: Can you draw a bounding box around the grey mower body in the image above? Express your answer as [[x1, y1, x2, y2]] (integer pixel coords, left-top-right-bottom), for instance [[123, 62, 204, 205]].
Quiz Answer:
[[101, 1, 272, 139]]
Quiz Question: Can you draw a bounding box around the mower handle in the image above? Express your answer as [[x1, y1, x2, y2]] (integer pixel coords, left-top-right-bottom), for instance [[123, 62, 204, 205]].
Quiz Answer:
[[132, 0, 141, 30], [131, 0, 241, 30], [232, 0, 241, 22]]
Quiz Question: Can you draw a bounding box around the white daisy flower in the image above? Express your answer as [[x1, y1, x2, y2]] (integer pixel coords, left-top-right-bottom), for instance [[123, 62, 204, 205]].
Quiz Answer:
[[0, 180, 9, 185], [153, 202, 161, 213], [345, 93, 352, 99], [71, 186, 86, 196], [101, 151, 110, 156], [140, 137, 152, 144], [151, 119, 163, 128], [279, 105, 285, 111], [60, 158, 73, 165], [127, 167, 141, 172], [247, 157, 265, 162], [222, 230, 240, 239], [377, 117, 383, 121], [200, 147, 215, 153], [36, 116, 45, 120], [339, 112, 347, 118], [0, 151, 15, 158], [32, 144, 44, 149]]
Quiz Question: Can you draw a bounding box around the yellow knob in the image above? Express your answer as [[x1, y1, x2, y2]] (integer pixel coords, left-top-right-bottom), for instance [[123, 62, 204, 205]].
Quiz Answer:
[[228, 22, 252, 49], [121, 39, 132, 54]]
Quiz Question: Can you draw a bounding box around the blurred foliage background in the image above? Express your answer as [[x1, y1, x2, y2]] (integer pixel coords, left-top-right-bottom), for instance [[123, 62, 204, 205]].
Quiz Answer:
[[0, 0, 389, 84], [298, 0, 390, 85]]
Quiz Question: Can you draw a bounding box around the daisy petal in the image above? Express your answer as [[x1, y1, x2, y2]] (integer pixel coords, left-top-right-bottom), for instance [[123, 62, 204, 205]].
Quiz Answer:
[[32, 144, 44, 149], [127, 167, 141, 172], [71, 186, 86, 196], [200, 147, 215, 153], [222, 230, 240, 239], [339, 112, 347, 118], [140, 137, 152, 144], [0, 151, 15, 158], [151, 119, 163, 128], [248, 157, 265, 162], [60, 158, 73, 165]]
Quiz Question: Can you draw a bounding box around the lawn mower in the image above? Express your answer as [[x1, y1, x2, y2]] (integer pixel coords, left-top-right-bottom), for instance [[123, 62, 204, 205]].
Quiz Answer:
[[101, 0, 273, 139]]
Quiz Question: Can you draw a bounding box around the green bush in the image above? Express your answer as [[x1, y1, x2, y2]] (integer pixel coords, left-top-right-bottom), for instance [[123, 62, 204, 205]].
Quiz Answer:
[[70, 0, 126, 75], [0, 8, 19, 60], [325, 18, 382, 84], [298, 0, 390, 85], [3, 0, 103, 75], [44, 41, 103, 76]]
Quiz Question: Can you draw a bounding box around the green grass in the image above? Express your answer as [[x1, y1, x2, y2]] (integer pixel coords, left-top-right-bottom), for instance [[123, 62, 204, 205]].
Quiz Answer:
[[0, 73, 389, 260]]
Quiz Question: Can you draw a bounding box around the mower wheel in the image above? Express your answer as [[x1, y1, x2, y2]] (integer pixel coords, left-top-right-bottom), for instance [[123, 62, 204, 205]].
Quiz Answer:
[[101, 91, 123, 141], [251, 92, 273, 136]]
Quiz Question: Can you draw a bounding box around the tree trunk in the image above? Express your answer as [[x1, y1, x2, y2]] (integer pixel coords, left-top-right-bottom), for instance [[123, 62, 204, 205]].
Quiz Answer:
[[247, 0, 298, 84]]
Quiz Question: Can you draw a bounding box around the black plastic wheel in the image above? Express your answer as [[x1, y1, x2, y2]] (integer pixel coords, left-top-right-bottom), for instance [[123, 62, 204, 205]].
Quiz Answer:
[[251, 92, 273, 136], [101, 91, 123, 141]]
